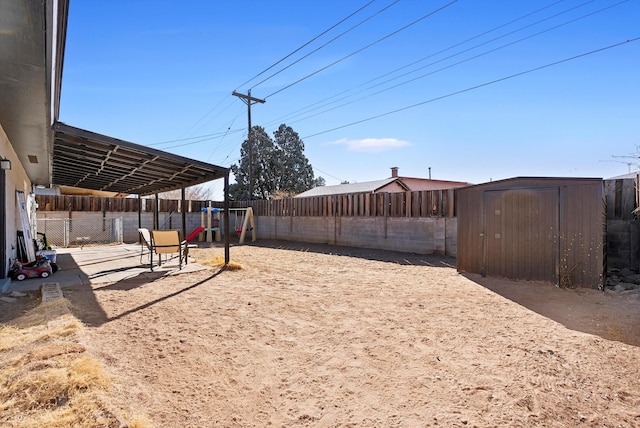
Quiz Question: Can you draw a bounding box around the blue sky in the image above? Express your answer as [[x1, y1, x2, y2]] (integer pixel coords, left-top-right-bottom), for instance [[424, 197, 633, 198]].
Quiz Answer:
[[59, 0, 640, 199]]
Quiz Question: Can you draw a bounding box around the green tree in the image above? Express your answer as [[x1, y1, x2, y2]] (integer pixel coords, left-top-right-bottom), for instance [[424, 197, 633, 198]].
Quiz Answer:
[[230, 124, 322, 200], [230, 126, 280, 200], [273, 124, 316, 195]]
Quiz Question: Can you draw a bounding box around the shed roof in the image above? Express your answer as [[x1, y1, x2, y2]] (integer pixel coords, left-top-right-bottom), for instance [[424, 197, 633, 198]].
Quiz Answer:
[[457, 176, 603, 192], [52, 122, 228, 196]]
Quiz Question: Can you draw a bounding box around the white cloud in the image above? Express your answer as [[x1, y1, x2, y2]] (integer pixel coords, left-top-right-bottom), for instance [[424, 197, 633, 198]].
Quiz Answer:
[[328, 137, 411, 153]]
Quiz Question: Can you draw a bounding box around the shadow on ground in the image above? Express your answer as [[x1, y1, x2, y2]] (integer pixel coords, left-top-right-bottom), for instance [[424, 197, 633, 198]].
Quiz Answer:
[[219, 239, 457, 267], [464, 273, 640, 348]]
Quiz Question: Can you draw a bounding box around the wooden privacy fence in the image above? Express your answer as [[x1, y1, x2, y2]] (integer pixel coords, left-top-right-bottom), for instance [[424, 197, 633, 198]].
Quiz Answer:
[[248, 190, 456, 217], [36, 196, 215, 213], [36, 189, 456, 218]]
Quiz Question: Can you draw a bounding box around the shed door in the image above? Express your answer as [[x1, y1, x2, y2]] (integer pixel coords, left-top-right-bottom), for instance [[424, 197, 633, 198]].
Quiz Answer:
[[484, 188, 558, 283]]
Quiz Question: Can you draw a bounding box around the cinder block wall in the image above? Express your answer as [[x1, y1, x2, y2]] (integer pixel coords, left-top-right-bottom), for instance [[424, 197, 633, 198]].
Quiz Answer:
[[36, 211, 458, 256], [253, 215, 457, 256]]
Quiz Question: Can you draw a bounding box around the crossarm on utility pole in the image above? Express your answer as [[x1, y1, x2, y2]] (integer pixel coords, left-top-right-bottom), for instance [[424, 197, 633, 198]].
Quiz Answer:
[[232, 90, 265, 200]]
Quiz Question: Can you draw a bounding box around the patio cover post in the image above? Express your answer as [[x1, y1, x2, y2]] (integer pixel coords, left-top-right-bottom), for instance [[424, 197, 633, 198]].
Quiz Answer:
[[224, 171, 230, 264], [137, 194, 142, 243], [181, 188, 186, 241], [154, 193, 159, 230]]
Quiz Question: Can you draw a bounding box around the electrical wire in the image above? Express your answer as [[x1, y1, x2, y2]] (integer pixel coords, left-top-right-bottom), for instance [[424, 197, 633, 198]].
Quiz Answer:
[[263, 0, 459, 99], [171, 0, 558, 148], [263, 0, 614, 128], [249, 0, 401, 91], [283, 0, 630, 128], [302, 37, 640, 139], [313, 167, 348, 183], [235, 0, 379, 90], [154, 0, 629, 158]]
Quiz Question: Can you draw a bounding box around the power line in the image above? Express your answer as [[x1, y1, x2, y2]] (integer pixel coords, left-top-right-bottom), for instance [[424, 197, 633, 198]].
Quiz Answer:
[[235, 0, 380, 90], [264, 0, 459, 99], [249, 0, 401, 91], [303, 37, 640, 139], [149, 129, 242, 147], [284, 0, 631, 128], [154, 1, 629, 155], [264, 0, 617, 128], [179, 96, 232, 139], [313, 167, 348, 183]]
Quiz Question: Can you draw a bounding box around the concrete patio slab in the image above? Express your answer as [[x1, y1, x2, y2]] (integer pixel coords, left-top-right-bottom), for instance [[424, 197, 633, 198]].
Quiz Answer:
[[2, 244, 207, 294]]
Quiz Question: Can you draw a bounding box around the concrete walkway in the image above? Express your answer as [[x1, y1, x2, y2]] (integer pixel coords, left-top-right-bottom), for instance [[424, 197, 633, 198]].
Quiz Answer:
[[3, 244, 207, 293]]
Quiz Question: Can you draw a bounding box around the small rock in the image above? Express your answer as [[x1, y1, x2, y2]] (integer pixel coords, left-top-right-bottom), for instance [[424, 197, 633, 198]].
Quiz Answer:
[[0, 297, 17, 303]]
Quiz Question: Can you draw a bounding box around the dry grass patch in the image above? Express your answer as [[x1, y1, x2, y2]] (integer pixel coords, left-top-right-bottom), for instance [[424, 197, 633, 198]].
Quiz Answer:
[[198, 254, 243, 271], [0, 299, 151, 427]]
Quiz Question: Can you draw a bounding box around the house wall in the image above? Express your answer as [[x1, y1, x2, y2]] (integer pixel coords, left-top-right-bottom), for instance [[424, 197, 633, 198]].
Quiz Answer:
[[1, 123, 33, 279], [376, 181, 408, 193]]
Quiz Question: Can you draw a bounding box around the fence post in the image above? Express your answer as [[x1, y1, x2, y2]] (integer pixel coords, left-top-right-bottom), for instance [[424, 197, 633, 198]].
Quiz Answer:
[[63, 218, 69, 248]]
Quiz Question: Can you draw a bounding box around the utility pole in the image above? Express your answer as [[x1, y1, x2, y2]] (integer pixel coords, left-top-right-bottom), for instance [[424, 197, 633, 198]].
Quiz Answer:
[[232, 90, 265, 200]]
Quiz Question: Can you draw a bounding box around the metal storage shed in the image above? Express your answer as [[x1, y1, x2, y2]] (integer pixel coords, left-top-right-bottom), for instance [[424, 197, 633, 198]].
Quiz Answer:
[[457, 177, 605, 289]]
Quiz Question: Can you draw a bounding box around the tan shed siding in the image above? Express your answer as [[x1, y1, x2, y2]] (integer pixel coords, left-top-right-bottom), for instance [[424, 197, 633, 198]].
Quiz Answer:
[[456, 185, 484, 275], [457, 178, 605, 289], [559, 182, 605, 289]]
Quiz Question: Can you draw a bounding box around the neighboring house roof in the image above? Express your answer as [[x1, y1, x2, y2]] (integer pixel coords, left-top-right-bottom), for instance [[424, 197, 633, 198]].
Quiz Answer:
[[296, 178, 409, 197], [399, 177, 470, 191], [296, 176, 470, 198]]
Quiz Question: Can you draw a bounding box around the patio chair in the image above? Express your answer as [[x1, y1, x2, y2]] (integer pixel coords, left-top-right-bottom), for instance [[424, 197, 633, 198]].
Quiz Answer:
[[138, 228, 188, 271]]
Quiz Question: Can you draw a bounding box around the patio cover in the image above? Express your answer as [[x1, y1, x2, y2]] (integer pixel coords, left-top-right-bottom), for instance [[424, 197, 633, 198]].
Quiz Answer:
[[52, 122, 228, 196]]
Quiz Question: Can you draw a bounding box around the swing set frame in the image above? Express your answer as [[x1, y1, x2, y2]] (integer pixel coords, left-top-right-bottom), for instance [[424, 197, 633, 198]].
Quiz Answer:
[[200, 206, 256, 244]]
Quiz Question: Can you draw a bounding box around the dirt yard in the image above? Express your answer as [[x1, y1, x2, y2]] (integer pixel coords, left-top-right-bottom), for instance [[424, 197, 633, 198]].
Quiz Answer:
[[59, 241, 640, 427]]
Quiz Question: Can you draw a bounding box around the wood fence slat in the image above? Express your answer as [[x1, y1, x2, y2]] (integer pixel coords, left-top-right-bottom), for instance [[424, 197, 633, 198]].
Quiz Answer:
[[35, 189, 459, 218]]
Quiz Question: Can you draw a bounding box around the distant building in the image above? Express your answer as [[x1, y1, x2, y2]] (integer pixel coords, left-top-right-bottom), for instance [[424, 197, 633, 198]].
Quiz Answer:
[[296, 167, 469, 197]]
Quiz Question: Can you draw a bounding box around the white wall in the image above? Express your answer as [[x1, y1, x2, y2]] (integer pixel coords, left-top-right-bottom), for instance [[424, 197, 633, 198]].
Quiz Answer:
[[1, 123, 33, 279]]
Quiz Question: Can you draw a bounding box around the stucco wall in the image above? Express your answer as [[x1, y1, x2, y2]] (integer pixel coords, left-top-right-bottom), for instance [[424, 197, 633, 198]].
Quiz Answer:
[[1, 123, 32, 279]]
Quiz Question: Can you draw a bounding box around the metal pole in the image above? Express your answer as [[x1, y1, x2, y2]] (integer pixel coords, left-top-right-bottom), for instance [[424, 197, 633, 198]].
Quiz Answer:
[[247, 89, 253, 199], [181, 187, 186, 240], [137, 194, 142, 243], [224, 170, 230, 264]]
